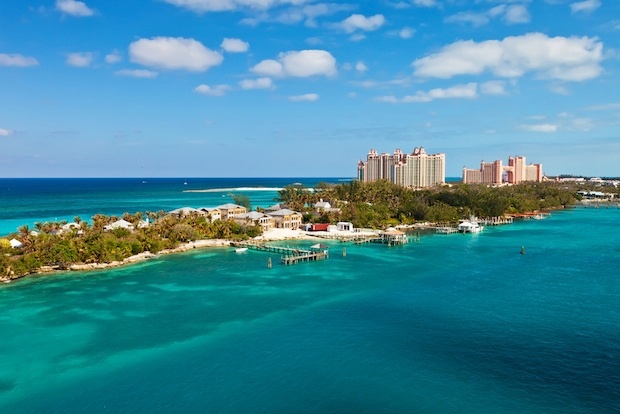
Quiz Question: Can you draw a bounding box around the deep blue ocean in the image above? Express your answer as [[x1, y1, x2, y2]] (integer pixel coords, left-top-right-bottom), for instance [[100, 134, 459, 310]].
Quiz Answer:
[[0, 178, 618, 413]]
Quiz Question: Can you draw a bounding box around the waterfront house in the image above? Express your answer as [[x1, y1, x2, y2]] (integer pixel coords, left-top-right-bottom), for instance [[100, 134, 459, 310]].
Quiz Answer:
[[216, 203, 247, 220], [59, 222, 82, 235], [314, 199, 331, 211], [168, 207, 201, 217], [265, 209, 303, 229], [104, 219, 135, 232], [199, 207, 222, 223], [9, 238, 23, 249], [233, 211, 275, 232], [337, 222, 354, 232], [264, 203, 288, 213], [379, 228, 408, 245]]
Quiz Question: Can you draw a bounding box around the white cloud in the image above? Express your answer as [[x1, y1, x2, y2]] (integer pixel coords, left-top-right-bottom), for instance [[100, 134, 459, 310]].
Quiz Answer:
[[338, 14, 385, 33], [446, 4, 530, 26], [549, 84, 570, 95], [376, 82, 479, 103], [412, 33, 603, 82], [570, 0, 601, 14], [251, 49, 337, 77], [349, 33, 367, 42], [586, 103, 620, 111], [289, 93, 319, 101], [221, 38, 249, 53], [0, 53, 38, 67], [55, 0, 94, 17], [413, 0, 438, 7], [115, 69, 159, 79], [194, 84, 230, 96], [66, 52, 94, 67], [519, 123, 558, 132], [504, 5, 530, 24], [163, 0, 313, 13], [130, 37, 223, 71], [105, 50, 122, 64], [399, 27, 415, 39], [355, 61, 368, 72], [239, 77, 274, 89], [445, 11, 490, 27], [0, 128, 14, 137], [480, 80, 507, 95]]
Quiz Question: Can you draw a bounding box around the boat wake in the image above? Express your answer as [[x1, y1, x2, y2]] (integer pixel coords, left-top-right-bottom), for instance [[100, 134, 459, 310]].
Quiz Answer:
[[183, 187, 284, 193]]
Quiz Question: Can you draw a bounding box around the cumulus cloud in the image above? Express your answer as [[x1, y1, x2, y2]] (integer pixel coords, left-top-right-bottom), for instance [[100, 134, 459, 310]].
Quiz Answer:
[[412, 33, 603, 82], [518, 123, 558, 132], [163, 0, 312, 13], [105, 50, 122, 64], [0, 53, 39, 67], [194, 84, 230, 96], [570, 0, 601, 14], [355, 61, 368, 72], [376, 83, 478, 103], [56, 0, 95, 17], [221, 38, 249, 53], [413, 0, 437, 7], [251, 49, 337, 77], [480, 80, 507, 95], [66, 52, 94, 67], [504, 5, 530, 24], [445, 4, 530, 26], [338, 14, 385, 33], [239, 77, 274, 89], [239, 3, 352, 27], [0, 128, 14, 137], [115, 69, 159, 79], [130, 37, 223, 71], [399, 27, 415, 39], [289, 93, 319, 101]]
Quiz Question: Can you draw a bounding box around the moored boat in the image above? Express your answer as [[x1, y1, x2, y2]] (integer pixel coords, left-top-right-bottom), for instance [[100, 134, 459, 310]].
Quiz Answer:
[[457, 219, 484, 233]]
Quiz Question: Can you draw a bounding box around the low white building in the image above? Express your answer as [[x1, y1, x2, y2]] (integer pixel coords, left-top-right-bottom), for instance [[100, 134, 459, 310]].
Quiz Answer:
[[104, 219, 135, 231], [337, 222, 354, 232], [10, 238, 23, 249]]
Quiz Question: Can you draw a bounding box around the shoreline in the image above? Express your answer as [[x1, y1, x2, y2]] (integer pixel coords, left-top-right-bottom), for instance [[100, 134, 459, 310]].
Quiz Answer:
[[1, 229, 327, 283], [0, 209, 571, 284]]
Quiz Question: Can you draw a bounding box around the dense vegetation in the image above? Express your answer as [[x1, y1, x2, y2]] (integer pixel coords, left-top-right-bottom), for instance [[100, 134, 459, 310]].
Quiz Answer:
[[2, 179, 607, 280], [278, 180, 581, 229], [1, 211, 260, 280]]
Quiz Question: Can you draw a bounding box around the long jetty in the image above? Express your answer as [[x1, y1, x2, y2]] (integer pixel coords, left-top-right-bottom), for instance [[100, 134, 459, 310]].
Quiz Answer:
[[231, 241, 328, 265]]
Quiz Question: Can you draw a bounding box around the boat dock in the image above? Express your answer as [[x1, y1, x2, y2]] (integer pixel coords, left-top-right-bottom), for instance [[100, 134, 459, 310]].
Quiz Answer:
[[231, 241, 328, 265], [435, 226, 458, 234]]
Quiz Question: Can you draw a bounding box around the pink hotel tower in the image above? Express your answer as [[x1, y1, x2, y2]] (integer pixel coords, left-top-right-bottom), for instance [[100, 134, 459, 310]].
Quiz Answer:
[[462, 156, 543, 184]]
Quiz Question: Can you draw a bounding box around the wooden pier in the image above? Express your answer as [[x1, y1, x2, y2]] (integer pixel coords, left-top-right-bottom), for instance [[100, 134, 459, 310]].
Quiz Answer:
[[231, 241, 328, 265]]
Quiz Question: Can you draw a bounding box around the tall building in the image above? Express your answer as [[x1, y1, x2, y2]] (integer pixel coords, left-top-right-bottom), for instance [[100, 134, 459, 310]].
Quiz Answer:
[[357, 147, 445, 188], [462, 155, 543, 184]]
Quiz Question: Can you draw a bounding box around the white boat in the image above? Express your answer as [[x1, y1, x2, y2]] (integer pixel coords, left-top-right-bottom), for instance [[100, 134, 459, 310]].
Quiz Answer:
[[457, 219, 484, 233], [235, 247, 248, 253]]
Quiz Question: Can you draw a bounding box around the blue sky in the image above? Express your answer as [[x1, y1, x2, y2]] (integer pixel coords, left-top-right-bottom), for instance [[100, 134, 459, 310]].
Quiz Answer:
[[1, 0, 619, 178]]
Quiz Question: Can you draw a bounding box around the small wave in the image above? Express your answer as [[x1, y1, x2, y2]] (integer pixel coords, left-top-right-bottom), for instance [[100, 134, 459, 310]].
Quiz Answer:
[[184, 187, 284, 193]]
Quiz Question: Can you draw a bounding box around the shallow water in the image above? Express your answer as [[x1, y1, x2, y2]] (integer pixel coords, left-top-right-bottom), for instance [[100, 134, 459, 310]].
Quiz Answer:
[[0, 201, 618, 413]]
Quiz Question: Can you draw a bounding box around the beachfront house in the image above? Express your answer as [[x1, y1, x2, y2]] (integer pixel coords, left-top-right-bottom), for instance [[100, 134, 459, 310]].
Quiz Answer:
[[104, 219, 135, 232], [216, 203, 247, 220], [168, 207, 200, 217], [265, 209, 303, 230], [10, 238, 23, 249], [337, 222, 354, 232], [264, 203, 288, 213], [233, 211, 275, 232], [314, 199, 331, 212], [198, 207, 221, 223], [58, 222, 82, 235]]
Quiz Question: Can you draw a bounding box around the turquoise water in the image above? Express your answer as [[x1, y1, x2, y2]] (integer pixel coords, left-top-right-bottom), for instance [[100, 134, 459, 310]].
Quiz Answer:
[[0, 178, 341, 236], [0, 180, 619, 413]]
